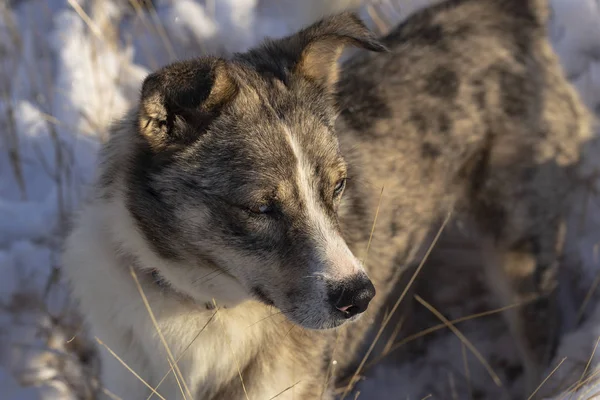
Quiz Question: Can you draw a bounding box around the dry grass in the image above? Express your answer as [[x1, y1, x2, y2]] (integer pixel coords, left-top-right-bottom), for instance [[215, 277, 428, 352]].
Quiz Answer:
[[95, 337, 167, 400], [414, 295, 503, 389], [340, 210, 453, 399]]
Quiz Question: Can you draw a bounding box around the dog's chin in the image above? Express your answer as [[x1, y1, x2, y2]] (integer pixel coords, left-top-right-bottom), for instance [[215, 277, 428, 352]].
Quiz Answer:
[[283, 308, 363, 330], [249, 291, 362, 330]]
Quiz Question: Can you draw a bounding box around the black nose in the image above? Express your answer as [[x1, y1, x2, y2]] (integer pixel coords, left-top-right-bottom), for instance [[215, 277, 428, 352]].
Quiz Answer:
[[328, 275, 376, 318]]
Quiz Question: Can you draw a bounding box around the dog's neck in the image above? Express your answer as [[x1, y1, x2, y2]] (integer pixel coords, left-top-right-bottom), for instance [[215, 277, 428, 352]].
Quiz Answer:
[[102, 194, 252, 308]]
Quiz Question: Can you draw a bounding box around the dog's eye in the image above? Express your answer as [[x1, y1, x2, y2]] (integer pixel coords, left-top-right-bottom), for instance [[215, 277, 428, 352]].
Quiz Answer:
[[333, 178, 346, 198], [249, 203, 273, 215]]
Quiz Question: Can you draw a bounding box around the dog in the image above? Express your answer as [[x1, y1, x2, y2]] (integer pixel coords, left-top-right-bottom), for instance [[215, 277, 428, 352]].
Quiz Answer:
[[62, 0, 592, 398]]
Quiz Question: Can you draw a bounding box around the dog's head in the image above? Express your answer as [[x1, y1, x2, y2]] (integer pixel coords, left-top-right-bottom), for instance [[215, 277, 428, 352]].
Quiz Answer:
[[125, 13, 386, 329]]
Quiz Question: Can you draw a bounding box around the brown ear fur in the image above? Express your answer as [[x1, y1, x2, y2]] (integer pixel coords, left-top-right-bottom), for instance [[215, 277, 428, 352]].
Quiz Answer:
[[239, 12, 387, 91], [138, 57, 237, 151], [293, 12, 388, 89]]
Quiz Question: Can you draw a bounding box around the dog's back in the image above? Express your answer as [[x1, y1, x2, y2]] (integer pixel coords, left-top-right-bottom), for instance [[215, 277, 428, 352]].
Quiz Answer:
[[334, 0, 593, 393], [338, 0, 590, 213]]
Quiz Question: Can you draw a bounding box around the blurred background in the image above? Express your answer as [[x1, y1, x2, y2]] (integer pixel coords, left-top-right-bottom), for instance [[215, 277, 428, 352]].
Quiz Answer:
[[2, 0, 600, 398]]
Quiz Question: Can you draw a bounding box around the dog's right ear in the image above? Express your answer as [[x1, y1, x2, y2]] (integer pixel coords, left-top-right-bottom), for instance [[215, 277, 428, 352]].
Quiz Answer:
[[239, 12, 386, 94], [247, 12, 386, 92], [138, 57, 238, 151], [291, 12, 387, 90]]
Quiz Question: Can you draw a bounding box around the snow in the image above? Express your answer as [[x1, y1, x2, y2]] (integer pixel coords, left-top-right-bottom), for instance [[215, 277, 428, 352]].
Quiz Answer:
[[1, 0, 600, 398]]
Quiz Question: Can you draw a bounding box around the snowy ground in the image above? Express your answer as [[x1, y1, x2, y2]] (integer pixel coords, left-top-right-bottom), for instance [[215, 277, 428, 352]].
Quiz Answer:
[[2, 0, 600, 399]]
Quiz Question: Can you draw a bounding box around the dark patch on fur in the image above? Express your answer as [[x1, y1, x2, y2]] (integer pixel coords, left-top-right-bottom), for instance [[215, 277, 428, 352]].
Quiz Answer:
[[382, 3, 447, 49], [410, 111, 428, 133], [425, 66, 460, 99], [150, 269, 168, 288], [471, 78, 487, 110], [451, 24, 473, 40], [405, 24, 445, 47], [338, 73, 392, 132], [497, 67, 530, 117], [390, 217, 400, 238], [252, 286, 275, 306], [125, 142, 182, 260], [438, 114, 451, 135], [421, 142, 441, 158]]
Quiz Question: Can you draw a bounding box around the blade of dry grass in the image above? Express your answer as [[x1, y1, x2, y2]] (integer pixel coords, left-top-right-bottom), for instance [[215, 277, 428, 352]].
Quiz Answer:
[[448, 371, 458, 400], [213, 299, 251, 400], [102, 387, 125, 400], [462, 341, 473, 400], [1, 90, 27, 200], [575, 371, 600, 400], [577, 270, 600, 324], [147, 310, 218, 400], [381, 314, 405, 356], [268, 381, 302, 400], [66, 0, 103, 39], [365, 3, 389, 35], [65, 325, 83, 344], [567, 363, 600, 396], [340, 210, 453, 399], [145, 1, 177, 61], [320, 331, 340, 400], [245, 309, 284, 329], [129, 267, 193, 400], [95, 337, 166, 400], [579, 336, 600, 385], [363, 301, 527, 371], [127, 0, 161, 69], [556, 333, 600, 399], [362, 186, 385, 264], [527, 357, 567, 400], [168, 358, 186, 399], [415, 295, 503, 388]]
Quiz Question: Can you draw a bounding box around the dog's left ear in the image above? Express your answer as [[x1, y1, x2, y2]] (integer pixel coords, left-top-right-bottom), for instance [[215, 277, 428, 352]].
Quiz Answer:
[[247, 12, 386, 91], [293, 12, 387, 89], [138, 57, 238, 151]]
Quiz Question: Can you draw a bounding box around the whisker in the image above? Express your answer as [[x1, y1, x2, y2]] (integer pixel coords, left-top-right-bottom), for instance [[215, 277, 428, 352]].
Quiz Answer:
[[193, 268, 222, 284], [202, 271, 227, 284]]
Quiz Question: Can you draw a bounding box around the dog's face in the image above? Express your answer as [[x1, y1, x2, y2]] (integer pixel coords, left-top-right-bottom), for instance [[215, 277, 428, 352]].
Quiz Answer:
[[125, 13, 386, 329]]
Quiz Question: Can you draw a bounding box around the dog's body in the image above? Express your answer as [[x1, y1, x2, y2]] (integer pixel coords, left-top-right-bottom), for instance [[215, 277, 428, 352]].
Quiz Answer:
[[63, 0, 592, 398]]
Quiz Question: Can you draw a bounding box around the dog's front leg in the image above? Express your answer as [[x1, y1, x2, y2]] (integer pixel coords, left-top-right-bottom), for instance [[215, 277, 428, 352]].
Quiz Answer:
[[482, 221, 565, 398]]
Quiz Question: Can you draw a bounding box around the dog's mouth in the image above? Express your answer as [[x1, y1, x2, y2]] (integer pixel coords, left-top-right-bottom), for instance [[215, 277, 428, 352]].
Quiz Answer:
[[150, 264, 369, 330], [246, 291, 372, 330]]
